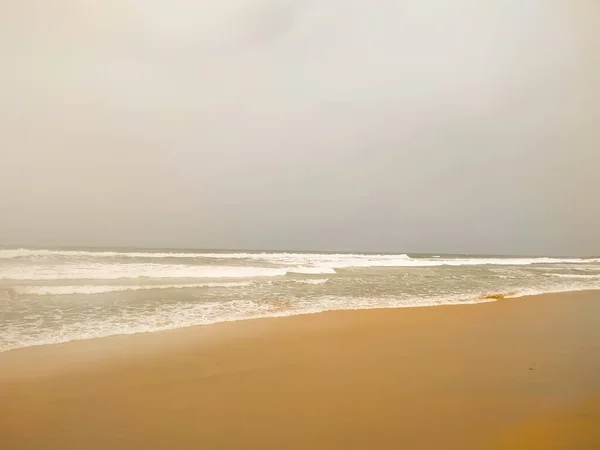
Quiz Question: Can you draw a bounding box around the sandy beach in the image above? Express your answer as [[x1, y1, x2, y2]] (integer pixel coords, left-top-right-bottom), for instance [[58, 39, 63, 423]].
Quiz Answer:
[[1, 290, 599, 450], [4, 1, 599, 448]]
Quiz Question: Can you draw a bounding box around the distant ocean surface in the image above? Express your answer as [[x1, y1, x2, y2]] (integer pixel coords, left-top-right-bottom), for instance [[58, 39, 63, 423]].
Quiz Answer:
[[1, 248, 599, 352]]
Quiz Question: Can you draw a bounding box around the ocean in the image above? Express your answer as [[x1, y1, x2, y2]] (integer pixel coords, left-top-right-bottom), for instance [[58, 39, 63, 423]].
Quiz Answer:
[[1, 248, 599, 352]]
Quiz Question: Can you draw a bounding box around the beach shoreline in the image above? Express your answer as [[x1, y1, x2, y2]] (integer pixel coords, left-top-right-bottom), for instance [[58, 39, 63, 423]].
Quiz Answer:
[[0, 288, 596, 357], [1, 290, 600, 449], [3, 250, 600, 354]]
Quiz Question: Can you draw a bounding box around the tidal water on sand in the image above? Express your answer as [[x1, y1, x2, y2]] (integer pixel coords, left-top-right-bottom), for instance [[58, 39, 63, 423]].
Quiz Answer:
[[1, 248, 599, 351]]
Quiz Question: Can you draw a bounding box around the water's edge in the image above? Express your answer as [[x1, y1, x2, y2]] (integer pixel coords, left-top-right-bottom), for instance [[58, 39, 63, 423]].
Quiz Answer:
[[2, 287, 598, 355]]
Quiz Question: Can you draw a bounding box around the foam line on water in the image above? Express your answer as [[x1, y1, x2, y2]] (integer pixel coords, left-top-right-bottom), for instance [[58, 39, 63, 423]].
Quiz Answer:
[[2, 249, 598, 268], [3, 256, 600, 282], [0, 264, 289, 281], [2, 285, 598, 353], [546, 273, 600, 279], [15, 282, 253, 296]]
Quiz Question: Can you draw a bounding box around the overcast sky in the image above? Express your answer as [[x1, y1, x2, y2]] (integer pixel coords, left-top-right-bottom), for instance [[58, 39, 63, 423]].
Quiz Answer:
[[1, 1, 599, 255]]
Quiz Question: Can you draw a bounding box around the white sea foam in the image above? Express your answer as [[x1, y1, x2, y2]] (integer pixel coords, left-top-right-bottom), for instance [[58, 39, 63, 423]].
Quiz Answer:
[[2, 254, 599, 282], [0, 249, 409, 260], [287, 267, 337, 274], [289, 279, 329, 285], [2, 248, 600, 353], [0, 293, 495, 352], [0, 264, 288, 281], [0, 248, 216, 259], [16, 282, 253, 296], [546, 273, 600, 279], [1, 248, 598, 268], [2, 284, 599, 353]]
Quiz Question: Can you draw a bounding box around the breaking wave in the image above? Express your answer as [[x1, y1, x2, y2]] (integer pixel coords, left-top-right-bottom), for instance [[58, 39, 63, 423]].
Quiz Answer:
[[2, 247, 599, 353], [15, 282, 253, 296]]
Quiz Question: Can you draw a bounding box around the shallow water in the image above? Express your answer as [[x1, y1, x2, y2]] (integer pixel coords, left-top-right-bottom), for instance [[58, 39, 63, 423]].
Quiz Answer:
[[1, 248, 599, 351]]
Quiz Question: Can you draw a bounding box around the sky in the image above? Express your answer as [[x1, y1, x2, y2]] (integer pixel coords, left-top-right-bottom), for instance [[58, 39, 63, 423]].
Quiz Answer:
[[1, 1, 599, 255]]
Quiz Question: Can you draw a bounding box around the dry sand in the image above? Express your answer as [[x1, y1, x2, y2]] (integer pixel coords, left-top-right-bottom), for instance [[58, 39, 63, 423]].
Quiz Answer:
[[1, 291, 599, 449]]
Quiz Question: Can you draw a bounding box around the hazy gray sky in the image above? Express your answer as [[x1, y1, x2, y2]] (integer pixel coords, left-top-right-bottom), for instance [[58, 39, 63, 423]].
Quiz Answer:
[[1, 1, 599, 255]]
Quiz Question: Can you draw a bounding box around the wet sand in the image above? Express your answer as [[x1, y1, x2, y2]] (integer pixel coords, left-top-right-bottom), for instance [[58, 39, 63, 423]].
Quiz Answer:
[[1, 291, 599, 449]]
